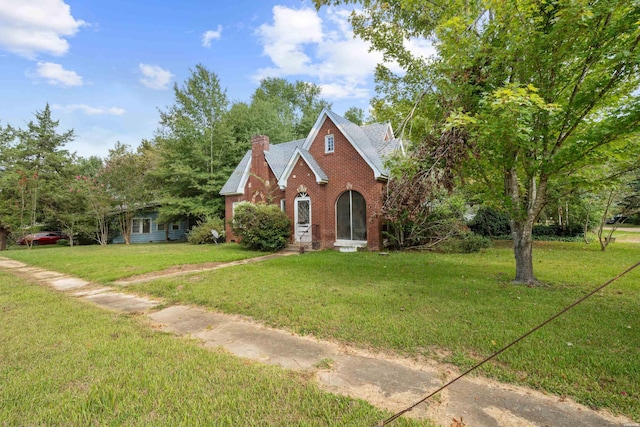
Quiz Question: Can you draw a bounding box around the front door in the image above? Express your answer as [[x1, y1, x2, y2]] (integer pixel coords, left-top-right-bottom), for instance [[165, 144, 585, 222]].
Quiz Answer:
[[294, 195, 311, 243], [336, 190, 367, 241]]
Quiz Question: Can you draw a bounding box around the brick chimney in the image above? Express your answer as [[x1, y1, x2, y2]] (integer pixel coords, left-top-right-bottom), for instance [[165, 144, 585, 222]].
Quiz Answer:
[[251, 135, 270, 180]]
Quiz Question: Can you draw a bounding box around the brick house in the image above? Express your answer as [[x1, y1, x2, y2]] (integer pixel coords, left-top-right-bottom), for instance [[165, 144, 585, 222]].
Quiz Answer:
[[220, 108, 404, 251]]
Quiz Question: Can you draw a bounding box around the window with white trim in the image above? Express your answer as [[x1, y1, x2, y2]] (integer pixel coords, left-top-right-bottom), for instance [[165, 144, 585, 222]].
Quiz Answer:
[[157, 223, 166, 232], [232, 201, 243, 218], [132, 218, 151, 234], [336, 190, 366, 241], [171, 223, 180, 231], [325, 134, 334, 153], [232, 201, 250, 227]]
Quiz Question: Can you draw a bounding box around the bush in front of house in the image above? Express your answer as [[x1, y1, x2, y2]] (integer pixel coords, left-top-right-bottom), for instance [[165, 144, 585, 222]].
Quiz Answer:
[[468, 206, 511, 238], [532, 223, 583, 238], [437, 233, 493, 253], [187, 217, 226, 244], [232, 203, 291, 252]]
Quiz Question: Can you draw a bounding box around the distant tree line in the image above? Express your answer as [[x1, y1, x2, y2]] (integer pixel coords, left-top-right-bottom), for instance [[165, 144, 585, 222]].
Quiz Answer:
[[0, 64, 362, 250]]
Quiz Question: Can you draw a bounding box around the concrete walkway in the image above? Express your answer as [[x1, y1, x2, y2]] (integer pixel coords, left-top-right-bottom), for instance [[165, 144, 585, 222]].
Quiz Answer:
[[0, 256, 637, 427]]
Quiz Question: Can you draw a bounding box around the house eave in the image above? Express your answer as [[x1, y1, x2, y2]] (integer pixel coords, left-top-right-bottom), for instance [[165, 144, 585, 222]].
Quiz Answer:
[[304, 108, 383, 178], [220, 190, 244, 196]]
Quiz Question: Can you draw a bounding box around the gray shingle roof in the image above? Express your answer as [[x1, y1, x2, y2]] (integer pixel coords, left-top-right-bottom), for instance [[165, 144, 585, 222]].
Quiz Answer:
[[264, 138, 305, 178], [298, 148, 328, 182], [220, 151, 251, 195], [220, 109, 403, 195]]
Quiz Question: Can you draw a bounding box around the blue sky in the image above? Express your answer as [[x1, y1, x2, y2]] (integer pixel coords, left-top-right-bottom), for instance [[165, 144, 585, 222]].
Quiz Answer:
[[0, 0, 434, 159]]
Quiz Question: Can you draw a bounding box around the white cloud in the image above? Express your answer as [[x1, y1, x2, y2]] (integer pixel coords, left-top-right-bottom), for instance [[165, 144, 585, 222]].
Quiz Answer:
[[404, 38, 437, 61], [254, 6, 380, 100], [256, 6, 323, 75], [33, 61, 83, 87], [202, 25, 222, 48], [254, 6, 436, 102], [0, 0, 86, 58], [52, 104, 125, 115], [319, 82, 370, 100], [138, 63, 173, 90]]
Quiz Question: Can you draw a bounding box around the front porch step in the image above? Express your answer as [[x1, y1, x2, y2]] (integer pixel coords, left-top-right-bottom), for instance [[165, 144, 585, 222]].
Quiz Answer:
[[284, 243, 316, 253]]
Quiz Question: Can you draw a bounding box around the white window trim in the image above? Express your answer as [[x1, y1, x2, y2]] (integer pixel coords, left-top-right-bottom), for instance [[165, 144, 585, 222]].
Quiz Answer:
[[232, 201, 251, 227], [325, 134, 334, 153], [132, 218, 151, 234]]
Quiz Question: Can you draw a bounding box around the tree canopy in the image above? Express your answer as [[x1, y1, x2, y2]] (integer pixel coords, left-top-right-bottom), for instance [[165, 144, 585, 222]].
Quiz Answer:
[[0, 105, 76, 248], [316, 0, 640, 283]]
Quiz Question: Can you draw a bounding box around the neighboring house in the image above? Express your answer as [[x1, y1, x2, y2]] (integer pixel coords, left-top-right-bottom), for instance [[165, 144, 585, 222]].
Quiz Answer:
[[112, 208, 188, 244], [220, 108, 404, 251]]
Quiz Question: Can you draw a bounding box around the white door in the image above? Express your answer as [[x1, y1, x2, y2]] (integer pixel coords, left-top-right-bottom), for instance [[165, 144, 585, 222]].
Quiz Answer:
[[294, 195, 311, 243]]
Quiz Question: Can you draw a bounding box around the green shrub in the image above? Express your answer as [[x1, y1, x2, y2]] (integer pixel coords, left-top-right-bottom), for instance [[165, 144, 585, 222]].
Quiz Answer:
[[187, 217, 226, 244], [56, 239, 69, 246], [468, 207, 511, 237], [437, 233, 493, 253], [532, 223, 583, 237], [232, 203, 291, 252]]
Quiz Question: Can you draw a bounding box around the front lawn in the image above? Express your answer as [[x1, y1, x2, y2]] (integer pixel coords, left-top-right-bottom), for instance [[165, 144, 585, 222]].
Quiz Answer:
[[0, 273, 428, 426], [3, 242, 262, 282], [130, 242, 640, 421], [3, 241, 639, 421]]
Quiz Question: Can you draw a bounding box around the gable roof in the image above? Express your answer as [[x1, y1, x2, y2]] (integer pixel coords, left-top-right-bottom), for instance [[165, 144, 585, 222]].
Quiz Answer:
[[264, 138, 305, 178], [220, 139, 304, 196], [220, 109, 403, 195], [219, 150, 251, 196], [302, 108, 402, 180], [278, 147, 328, 190]]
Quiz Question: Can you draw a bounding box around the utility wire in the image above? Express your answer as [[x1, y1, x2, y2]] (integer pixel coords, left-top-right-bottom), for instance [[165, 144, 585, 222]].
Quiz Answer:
[[376, 260, 640, 426]]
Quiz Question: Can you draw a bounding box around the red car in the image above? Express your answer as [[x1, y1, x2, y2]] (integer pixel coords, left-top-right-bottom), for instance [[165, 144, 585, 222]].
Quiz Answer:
[[17, 232, 68, 246]]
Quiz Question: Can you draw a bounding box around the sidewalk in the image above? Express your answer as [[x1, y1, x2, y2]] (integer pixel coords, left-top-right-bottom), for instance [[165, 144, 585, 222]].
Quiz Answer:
[[1, 256, 636, 427]]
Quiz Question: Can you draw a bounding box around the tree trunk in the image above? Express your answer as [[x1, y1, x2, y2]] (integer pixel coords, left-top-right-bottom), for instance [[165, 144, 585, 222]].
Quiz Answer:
[[505, 166, 544, 285], [512, 226, 537, 284], [0, 226, 8, 251]]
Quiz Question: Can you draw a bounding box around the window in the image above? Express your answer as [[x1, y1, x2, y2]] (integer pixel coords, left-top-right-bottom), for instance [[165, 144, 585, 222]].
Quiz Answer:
[[280, 199, 286, 212], [336, 190, 366, 241], [325, 134, 334, 153], [157, 223, 166, 232], [232, 201, 250, 228], [232, 202, 239, 216], [171, 223, 180, 231], [132, 218, 151, 234], [297, 199, 310, 224]]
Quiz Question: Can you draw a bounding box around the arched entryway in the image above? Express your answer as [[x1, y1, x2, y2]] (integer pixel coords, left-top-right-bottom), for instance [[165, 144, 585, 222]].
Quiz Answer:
[[336, 190, 366, 242]]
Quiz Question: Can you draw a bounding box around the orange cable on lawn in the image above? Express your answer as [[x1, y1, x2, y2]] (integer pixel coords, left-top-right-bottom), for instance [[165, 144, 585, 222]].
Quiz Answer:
[[375, 260, 640, 426]]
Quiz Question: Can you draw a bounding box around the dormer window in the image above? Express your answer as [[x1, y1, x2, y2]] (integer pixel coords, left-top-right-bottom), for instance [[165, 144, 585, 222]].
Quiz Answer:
[[325, 134, 335, 153]]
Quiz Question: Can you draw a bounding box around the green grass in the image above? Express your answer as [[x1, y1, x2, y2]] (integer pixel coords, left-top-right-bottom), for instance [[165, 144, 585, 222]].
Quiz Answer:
[[3, 241, 639, 420], [128, 242, 640, 421], [3, 242, 263, 282], [0, 272, 429, 426]]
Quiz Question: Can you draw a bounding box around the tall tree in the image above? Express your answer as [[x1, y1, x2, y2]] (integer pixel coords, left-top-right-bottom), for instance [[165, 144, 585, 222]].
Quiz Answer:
[[0, 123, 17, 250], [344, 106, 365, 126], [251, 77, 331, 141], [101, 142, 152, 244], [154, 65, 239, 223], [68, 156, 113, 245], [0, 105, 75, 248], [316, 0, 640, 284]]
